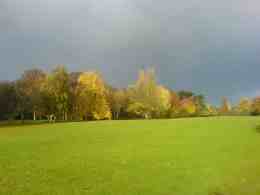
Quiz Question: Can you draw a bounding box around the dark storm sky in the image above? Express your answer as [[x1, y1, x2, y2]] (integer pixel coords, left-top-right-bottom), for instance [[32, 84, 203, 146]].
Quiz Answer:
[[1, 0, 260, 104]]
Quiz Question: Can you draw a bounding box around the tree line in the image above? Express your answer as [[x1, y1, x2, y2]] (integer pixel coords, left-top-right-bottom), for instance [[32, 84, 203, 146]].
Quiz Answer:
[[0, 65, 259, 121]]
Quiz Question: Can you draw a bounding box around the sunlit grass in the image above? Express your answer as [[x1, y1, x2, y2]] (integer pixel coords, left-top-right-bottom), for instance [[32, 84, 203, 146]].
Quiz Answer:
[[0, 117, 260, 195]]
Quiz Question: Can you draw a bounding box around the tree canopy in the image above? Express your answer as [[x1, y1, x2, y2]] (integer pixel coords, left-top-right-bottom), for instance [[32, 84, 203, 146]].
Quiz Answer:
[[0, 65, 259, 121]]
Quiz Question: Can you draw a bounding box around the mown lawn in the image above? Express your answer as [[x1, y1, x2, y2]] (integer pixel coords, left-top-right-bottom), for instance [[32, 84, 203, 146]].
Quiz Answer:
[[0, 117, 260, 195]]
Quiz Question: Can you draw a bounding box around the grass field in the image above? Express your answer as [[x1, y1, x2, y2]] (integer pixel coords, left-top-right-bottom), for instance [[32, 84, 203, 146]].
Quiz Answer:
[[0, 117, 260, 195]]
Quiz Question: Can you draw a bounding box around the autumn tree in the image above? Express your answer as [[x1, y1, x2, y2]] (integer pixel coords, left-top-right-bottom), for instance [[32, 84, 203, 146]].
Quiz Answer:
[[234, 98, 252, 115], [179, 97, 196, 116], [251, 97, 260, 115], [68, 72, 82, 120], [0, 65, 213, 121], [44, 65, 70, 120], [127, 68, 170, 118], [169, 91, 205, 117], [76, 72, 111, 120], [16, 69, 46, 120], [219, 97, 231, 115], [205, 104, 218, 116], [155, 85, 171, 117], [108, 88, 127, 120], [168, 91, 181, 117], [127, 69, 156, 118]]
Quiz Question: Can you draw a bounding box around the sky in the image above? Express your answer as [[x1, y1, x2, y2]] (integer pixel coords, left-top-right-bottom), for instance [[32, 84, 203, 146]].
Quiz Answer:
[[1, 0, 260, 104]]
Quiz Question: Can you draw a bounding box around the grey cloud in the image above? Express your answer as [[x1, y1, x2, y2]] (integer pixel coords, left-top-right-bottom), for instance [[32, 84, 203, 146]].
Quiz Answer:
[[1, 0, 260, 104]]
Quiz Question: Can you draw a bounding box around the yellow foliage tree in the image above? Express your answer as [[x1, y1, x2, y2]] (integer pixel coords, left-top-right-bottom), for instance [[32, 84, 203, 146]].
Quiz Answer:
[[155, 85, 171, 115], [251, 97, 260, 115], [76, 72, 111, 120], [205, 104, 218, 116], [235, 98, 251, 114], [110, 89, 127, 119], [179, 98, 196, 116], [40, 65, 70, 121], [127, 68, 170, 118], [219, 97, 231, 115]]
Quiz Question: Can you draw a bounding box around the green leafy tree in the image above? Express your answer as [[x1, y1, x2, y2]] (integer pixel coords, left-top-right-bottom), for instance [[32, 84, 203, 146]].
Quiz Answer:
[[15, 79, 31, 121], [194, 95, 206, 115], [178, 90, 194, 100], [0, 82, 17, 120]]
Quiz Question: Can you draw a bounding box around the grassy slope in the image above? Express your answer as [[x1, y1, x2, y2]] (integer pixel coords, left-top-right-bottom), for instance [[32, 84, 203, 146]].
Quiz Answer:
[[0, 117, 260, 195]]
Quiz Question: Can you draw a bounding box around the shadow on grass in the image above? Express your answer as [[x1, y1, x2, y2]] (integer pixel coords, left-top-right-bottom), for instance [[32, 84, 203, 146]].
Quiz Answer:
[[208, 189, 225, 195], [0, 120, 85, 128], [0, 120, 48, 128], [255, 125, 260, 133]]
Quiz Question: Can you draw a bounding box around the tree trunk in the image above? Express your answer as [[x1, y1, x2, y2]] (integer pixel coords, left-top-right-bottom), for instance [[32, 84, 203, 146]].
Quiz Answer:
[[21, 112, 24, 123], [65, 112, 68, 121], [33, 111, 36, 121], [117, 111, 120, 120], [113, 111, 116, 120]]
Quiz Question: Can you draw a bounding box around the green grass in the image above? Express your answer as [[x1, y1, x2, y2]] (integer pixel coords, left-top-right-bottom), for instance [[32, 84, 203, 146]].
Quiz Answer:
[[0, 117, 260, 195]]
